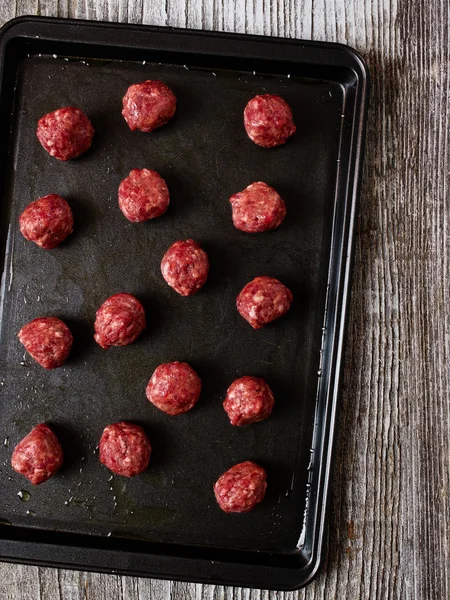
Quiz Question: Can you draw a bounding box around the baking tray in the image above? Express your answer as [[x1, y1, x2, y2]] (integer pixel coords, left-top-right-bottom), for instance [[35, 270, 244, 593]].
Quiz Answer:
[[0, 16, 368, 590]]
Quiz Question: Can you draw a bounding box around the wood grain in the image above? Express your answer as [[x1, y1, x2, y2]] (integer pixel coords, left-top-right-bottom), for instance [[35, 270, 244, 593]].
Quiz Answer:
[[0, 0, 449, 599]]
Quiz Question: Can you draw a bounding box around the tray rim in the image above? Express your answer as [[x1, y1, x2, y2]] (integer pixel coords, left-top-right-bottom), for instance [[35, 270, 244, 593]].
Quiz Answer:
[[0, 15, 369, 591]]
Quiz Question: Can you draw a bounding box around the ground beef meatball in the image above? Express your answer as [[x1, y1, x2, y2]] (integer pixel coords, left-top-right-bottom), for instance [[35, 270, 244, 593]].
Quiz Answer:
[[11, 424, 64, 485], [161, 239, 209, 296], [18, 317, 73, 369], [99, 422, 151, 477], [237, 276, 293, 329], [122, 80, 176, 132], [146, 362, 202, 415], [244, 94, 296, 148], [19, 194, 74, 249], [214, 461, 267, 513], [229, 182, 286, 233], [223, 376, 274, 426], [94, 293, 146, 349], [118, 169, 169, 222], [36, 106, 94, 160]]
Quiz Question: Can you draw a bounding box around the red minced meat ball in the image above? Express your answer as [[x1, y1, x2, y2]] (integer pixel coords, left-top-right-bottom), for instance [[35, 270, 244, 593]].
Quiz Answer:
[[19, 194, 74, 249], [236, 276, 293, 329], [18, 317, 73, 369], [122, 80, 176, 132], [11, 424, 64, 485], [94, 293, 146, 349], [118, 168, 170, 222], [244, 94, 296, 148], [223, 376, 274, 426], [146, 362, 202, 416], [99, 422, 151, 477], [229, 181, 286, 233], [161, 239, 209, 296], [214, 461, 267, 513], [36, 106, 94, 160]]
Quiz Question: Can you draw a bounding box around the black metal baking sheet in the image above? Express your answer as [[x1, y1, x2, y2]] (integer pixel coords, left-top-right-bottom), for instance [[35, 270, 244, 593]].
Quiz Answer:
[[0, 17, 368, 590]]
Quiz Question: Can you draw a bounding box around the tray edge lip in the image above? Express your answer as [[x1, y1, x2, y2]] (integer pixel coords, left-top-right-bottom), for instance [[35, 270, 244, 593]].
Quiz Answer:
[[0, 15, 369, 81]]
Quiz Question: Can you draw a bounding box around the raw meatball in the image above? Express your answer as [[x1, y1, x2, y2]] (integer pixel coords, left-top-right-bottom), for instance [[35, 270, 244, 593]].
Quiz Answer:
[[214, 461, 267, 513], [229, 182, 286, 233], [122, 80, 176, 132], [94, 293, 146, 349], [223, 376, 274, 426], [36, 106, 94, 160], [146, 362, 201, 415], [161, 240, 209, 296], [244, 94, 296, 148], [99, 422, 151, 477], [11, 424, 64, 485], [18, 317, 73, 369], [237, 276, 293, 329], [19, 194, 74, 249], [118, 169, 169, 222]]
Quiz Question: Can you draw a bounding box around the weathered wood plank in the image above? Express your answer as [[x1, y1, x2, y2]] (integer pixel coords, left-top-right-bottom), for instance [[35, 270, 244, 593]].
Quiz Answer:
[[0, 564, 41, 600], [0, 0, 448, 599]]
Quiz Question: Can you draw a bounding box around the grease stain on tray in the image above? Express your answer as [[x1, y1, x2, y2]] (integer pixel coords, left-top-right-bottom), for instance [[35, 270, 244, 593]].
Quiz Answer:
[[17, 490, 31, 502]]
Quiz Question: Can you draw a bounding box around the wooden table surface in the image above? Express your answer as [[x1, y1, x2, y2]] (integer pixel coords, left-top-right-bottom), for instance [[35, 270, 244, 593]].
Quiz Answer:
[[0, 1, 448, 599]]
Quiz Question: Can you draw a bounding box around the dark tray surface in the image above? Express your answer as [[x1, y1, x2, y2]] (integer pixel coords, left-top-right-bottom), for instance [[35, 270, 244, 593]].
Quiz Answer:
[[0, 55, 340, 552]]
